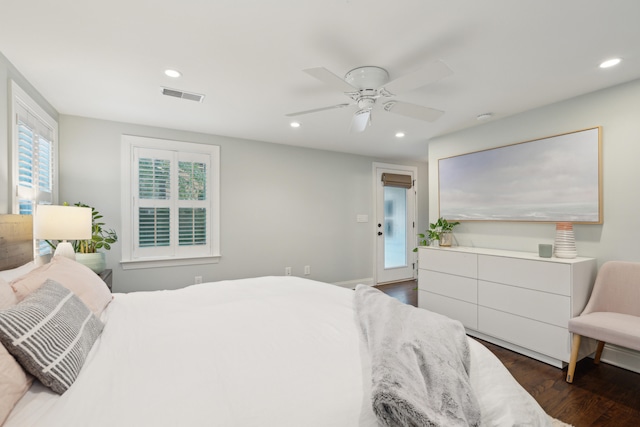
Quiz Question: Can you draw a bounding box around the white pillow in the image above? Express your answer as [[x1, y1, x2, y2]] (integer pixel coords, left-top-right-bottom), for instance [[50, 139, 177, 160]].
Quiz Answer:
[[0, 261, 37, 282]]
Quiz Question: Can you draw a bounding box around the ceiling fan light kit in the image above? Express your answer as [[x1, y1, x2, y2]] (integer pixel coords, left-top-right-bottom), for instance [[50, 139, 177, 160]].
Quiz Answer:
[[287, 60, 452, 133], [344, 66, 390, 90], [351, 108, 372, 133]]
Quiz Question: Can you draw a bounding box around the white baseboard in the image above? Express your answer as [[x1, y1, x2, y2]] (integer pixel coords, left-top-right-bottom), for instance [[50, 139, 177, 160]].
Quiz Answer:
[[599, 344, 640, 374], [332, 278, 373, 289]]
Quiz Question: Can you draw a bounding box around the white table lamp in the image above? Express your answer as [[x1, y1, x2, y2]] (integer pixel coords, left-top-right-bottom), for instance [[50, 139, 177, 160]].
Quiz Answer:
[[34, 205, 92, 260]]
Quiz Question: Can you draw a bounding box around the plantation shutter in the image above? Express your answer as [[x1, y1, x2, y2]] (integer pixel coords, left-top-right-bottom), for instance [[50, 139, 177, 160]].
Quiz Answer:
[[132, 147, 211, 259], [15, 102, 54, 214], [138, 155, 171, 249], [178, 158, 207, 246]]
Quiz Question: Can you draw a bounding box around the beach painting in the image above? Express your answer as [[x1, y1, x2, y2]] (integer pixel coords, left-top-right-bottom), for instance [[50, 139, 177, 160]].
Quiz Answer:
[[438, 127, 602, 223]]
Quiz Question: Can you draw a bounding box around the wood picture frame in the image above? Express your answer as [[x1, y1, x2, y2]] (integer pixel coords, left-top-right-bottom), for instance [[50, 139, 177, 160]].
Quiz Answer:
[[438, 127, 602, 223]]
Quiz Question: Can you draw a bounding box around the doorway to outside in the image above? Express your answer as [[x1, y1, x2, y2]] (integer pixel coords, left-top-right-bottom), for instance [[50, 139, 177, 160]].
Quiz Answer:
[[373, 163, 417, 285]]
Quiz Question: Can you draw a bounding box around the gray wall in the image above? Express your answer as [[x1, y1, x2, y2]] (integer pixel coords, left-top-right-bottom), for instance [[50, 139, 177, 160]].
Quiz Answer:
[[428, 78, 640, 266], [59, 115, 429, 292], [428, 78, 640, 372], [0, 52, 58, 213]]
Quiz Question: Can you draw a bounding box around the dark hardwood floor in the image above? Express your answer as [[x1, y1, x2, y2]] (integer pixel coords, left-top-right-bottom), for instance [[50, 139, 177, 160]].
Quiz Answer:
[[375, 280, 640, 427]]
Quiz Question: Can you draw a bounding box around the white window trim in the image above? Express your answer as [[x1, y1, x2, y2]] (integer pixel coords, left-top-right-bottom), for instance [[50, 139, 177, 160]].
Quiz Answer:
[[9, 80, 59, 212], [120, 135, 221, 270]]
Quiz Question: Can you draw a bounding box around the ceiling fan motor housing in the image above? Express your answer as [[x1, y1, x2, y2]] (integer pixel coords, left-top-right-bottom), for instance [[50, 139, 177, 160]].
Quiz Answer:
[[357, 97, 376, 109], [345, 66, 389, 90]]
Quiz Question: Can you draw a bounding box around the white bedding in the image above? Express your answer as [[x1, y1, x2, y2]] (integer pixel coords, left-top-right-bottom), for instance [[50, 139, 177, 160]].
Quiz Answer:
[[6, 276, 551, 426]]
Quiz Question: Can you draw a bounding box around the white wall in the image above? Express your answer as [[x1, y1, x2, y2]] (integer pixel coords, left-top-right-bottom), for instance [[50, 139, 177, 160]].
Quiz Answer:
[[59, 115, 428, 292], [0, 52, 58, 213], [429, 78, 640, 265]]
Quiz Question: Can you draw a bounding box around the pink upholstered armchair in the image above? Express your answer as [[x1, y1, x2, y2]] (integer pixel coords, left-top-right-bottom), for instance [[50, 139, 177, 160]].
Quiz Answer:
[[566, 261, 640, 383]]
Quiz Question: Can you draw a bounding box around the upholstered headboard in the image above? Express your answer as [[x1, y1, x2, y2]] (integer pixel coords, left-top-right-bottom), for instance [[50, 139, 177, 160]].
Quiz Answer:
[[0, 214, 33, 271]]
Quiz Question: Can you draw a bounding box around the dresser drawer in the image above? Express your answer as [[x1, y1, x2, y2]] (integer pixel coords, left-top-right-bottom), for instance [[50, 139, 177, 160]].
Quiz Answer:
[[419, 248, 477, 278], [419, 270, 477, 304], [478, 307, 569, 361], [478, 255, 571, 295], [419, 291, 478, 330], [478, 281, 570, 327]]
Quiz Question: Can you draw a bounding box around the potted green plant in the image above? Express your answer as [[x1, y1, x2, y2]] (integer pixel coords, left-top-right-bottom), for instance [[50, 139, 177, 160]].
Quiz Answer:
[[46, 202, 118, 273], [414, 217, 460, 249], [72, 202, 117, 273]]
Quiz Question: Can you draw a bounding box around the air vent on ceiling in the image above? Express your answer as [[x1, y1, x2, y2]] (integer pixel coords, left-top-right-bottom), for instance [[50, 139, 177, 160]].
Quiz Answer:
[[161, 87, 205, 103]]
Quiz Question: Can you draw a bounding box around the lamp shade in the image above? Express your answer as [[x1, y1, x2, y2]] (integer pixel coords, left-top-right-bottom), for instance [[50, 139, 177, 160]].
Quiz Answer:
[[34, 205, 92, 241]]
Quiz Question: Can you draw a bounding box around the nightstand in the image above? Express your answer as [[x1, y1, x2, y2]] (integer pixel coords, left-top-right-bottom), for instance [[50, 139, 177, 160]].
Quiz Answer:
[[98, 269, 113, 292]]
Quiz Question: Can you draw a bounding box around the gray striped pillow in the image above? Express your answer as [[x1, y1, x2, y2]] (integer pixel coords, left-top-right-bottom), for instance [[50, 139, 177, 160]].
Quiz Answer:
[[0, 279, 104, 394]]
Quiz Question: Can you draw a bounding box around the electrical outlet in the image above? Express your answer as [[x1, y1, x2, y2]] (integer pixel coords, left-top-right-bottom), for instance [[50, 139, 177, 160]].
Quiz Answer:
[[285, 267, 292, 276], [195, 276, 203, 284], [304, 265, 311, 275]]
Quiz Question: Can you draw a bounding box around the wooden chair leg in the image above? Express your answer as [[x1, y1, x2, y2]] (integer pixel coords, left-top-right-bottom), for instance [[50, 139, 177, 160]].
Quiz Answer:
[[594, 341, 605, 364], [566, 334, 581, 383]]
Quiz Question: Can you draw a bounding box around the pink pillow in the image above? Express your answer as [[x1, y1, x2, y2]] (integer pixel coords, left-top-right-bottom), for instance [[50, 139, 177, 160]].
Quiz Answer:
[[0, 278, 33, 424], [0, 278, 18, 310], [11, 256, 112, 316], [0, 261, 37, 283], [0, 344, 33, 424]]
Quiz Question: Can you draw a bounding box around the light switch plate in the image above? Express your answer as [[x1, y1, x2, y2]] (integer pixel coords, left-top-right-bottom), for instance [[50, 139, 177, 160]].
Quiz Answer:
[[356, 214, 369, 223]]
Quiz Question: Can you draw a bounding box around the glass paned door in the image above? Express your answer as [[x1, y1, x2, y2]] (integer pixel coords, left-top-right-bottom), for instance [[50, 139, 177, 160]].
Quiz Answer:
[[383, 186, 407, 269], [375, 165, 416, 284]]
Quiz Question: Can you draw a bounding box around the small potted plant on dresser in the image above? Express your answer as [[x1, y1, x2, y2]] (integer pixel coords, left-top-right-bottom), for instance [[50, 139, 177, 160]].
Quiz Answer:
[[72, 203, 118, 273], [414, 217, 460, 249], [435, 217, 460, 247]]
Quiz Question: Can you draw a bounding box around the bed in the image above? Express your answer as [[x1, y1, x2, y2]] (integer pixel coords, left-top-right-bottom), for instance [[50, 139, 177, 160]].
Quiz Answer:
[[0, 214, 556, 426]]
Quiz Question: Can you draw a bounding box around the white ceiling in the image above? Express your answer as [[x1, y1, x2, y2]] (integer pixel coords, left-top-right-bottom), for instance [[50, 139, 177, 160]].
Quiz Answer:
[[1, 1, 639, 162]]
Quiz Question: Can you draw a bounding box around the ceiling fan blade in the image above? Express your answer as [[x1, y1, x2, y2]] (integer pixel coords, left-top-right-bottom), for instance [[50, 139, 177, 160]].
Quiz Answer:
[[383, 101, 444, 122], [286, 103, 351, 117], [303, 67, 359, 93], [382, 60, 452, 95], [349, 109, 371, 133]]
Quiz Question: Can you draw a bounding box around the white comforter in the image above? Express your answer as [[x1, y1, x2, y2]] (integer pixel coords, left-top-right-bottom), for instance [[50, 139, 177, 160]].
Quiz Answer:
[[7, 276, 551, 426]]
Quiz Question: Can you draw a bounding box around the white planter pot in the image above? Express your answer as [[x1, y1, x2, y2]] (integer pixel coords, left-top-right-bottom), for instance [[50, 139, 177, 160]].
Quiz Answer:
[[440, 231, 453, 247], [75, 252, 106, 274]]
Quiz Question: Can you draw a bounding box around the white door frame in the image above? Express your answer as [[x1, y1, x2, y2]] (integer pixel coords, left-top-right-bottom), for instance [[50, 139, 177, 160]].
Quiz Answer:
[[372, 162, 418, 285]]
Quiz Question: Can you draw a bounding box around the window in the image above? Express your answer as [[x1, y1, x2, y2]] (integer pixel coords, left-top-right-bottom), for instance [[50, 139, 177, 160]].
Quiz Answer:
[[10, 81, 58, 257], [121, 135, 220, 269]]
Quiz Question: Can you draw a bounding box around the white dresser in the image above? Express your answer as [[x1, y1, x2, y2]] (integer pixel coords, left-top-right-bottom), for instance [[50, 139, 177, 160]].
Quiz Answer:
[[417, 246, 597, 367]]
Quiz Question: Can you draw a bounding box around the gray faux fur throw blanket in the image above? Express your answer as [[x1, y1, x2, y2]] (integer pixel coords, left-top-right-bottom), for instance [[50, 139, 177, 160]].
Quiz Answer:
[[354, 284, 481, 427]]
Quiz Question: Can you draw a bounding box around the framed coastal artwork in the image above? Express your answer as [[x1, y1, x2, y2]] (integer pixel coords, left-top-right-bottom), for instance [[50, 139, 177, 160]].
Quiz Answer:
[[438, 127, 602, 223]]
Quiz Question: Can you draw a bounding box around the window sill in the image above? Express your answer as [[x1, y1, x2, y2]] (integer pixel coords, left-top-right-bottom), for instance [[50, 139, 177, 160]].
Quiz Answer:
[[120, 255, 220, 270]]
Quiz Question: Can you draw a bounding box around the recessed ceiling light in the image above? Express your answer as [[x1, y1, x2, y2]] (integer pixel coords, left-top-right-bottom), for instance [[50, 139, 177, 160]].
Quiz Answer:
[[395, 132, 405, 138], [599, 58, 621, 68], [476, 113, 493, 121], [164, 69, 182, 78], [290, 121, 301, 128]]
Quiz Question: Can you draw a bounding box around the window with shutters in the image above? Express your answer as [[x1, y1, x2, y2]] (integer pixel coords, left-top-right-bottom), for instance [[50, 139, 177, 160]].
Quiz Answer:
[[10, 81, 58, 257], [120, 135, 220, 269]]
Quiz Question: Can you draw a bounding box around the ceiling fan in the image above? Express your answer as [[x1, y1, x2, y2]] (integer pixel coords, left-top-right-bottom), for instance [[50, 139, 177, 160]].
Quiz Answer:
[[286, 60, 452, 132]]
